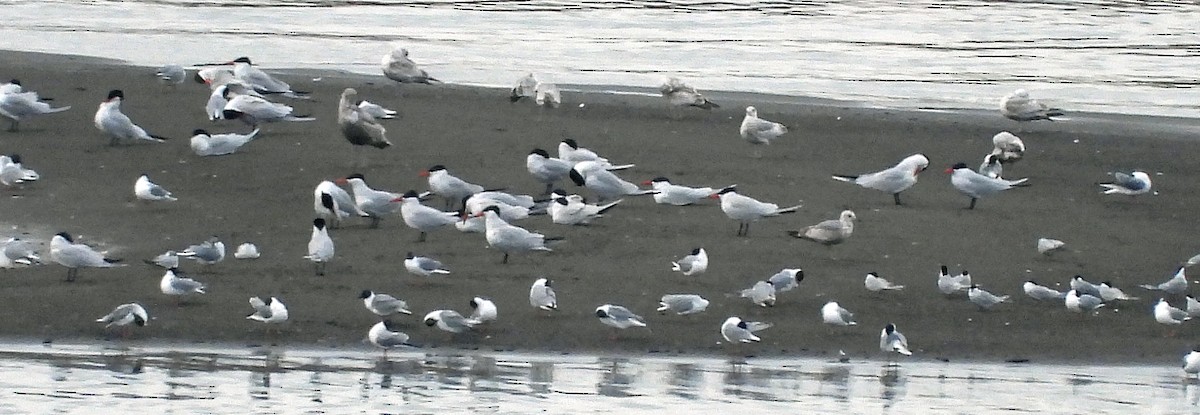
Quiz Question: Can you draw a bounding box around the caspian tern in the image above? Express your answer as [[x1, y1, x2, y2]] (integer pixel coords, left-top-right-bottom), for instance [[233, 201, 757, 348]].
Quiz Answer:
[[549, 195, 619, 225], [1070, 275, 1103, 298], [865, 272, 904, 292], [94, 90, 168, 145], [967, 285, 1010, 310], [1098, 281, 1139, 302], [304, 218, 334, 276], [1140, 266, 1188, 295], [721, 317, 772, 343], [527, 148, 573, 195], [336, 173, 401, 228], [228, 57, 308, 97], [1023, 280, 1066, 302], [381, 48, 439, 84], [832, 154, 929, 205], [530, 277, 557, 310], [946, 162, 1028, 209], [595, 304, 647, 330], [1000, 89, 1063, 121], [396, 190, 459, 242], [740, 106, 788, 146], [557, 139, 634, 170], [422, 165, 486, 209], [50, 232, 124, 282], [0, 86, 70, 132], [190, 128, 260, 156], [643, 177, 717, 206], [315, 180, 368, 229], [659, 77, 717, 110], [569, 161, 655, 202], [658, 294, 709, 315], [880, 323, 912, 356], [360, 290, 412, 317], [1099, 171, 1152, 196], [477, 205, 560, 264], [712, 186, 802, 237], [424, 309, 477, 333], [222, 92, 314, 129], [205, 83, 260, 120], [788, 210, 856, 246], [670, 247, 708, 276], [134, 174, 176, 202]]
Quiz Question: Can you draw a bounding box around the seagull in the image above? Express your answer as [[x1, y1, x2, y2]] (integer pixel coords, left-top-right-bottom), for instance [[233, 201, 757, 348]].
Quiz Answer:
[[768, 268, 804, 292], [937, 265, 972, 295], [314, 180, 368, 229], [527, 149, 574, 195], [530, 277, 558, 311], [159, 268, 206, 302], [246, 296, 289, 325], [659, 77, 717, 110], [557, 139, 634, 170], [228, 57, 307, 97], [657, 294, 710, 315], [357, 100, 397, 119], [1155, 298, 1191, 331], [1140, 267, 1188, 295], [478, 206, 560, 264], [1037, 238, 1066, 255], [821, 301, 857, 326], [381, 48, 439, 84], [946, 162, 1028, 209], [0, 87, 70, 132], [1070, 275, 1104, 298], [0, 155, 39, 187], [712, 186, 802, 237], [0, 237, 40, 268], [831, 154, 930, 206], [404, 252, 450, 277], [94, 90, 168, 145], [469, 297, 498, 324], [50, 232, 123, 282], [422, 165, 485, 209], [1100, 171, 1152, 196], [990, 131, 1026, 163], [670, 247, 708, 276], [304, 218, 334, 276], [740, 106, 788, 145], [865, 272, 904, 292], [549, 195, 620, 225], [1097, 282, 1139, 302], [1000, 89, 1063, 121], [880, 323, 912, 356], [721, 317, 772, 343], [368, 320, 412, 357], [788, 210, 857, 247], [979, 153, 1004, 179], [178, 236, 225, 268], [510, 73, 538, 102], [189, 128, 260, 156], [222, 93, 314, 129], [337, 173, 402, 228], [643, 177, 718, 206], [397, 190, 460, 242], [535, 82, 561, 108], [155, 64, 185, 86], [569, 161, 655, 202], [968, 285, 1010, 310], [1023, 280, 1066, 302], [739, 280, 777, 307], [1065, 289, 1106, 313], [423, 310, 477, 334], [234, 243, 260, 259], [134, 174, 177, 202], [96, 303, 149, 333], [360, 290, 412, 317], [595, 304, 647, 329], [1184, 347, 1200, 378], [338, 88, 391, 166]]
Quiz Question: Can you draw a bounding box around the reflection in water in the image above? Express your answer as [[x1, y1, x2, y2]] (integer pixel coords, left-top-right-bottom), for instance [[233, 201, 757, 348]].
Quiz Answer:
[[597, 358, 637, 397], [817, 364, 851, 402], [666, 363, 700, 399], [879, 365, 907, 408], [529, 361, 553, 394]]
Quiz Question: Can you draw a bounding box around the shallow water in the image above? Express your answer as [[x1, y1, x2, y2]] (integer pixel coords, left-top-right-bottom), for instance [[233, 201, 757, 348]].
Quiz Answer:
[[0, 342, 1194, 413], [1, 0, 1198, 117]]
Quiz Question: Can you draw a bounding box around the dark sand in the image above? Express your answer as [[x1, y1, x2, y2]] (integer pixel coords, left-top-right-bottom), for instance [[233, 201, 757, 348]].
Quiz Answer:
[[3, 50, 1200, 363]]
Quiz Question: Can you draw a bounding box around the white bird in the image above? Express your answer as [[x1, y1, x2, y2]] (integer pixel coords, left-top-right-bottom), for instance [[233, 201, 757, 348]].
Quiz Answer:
[[1070, 275, 1104, 298], [979, 153, 1004, 179], [721, 317, 772, 343], [381, 48, 439, 84], [1187, 296, 1200, 318], [338, 88, 391, 167], [768, 268, 804, 292], [535, 82, 561, 108], [368, 320, 411, 356], [228, 57, 307, 97], [234, 243, 260, 259], [1140, 267, 1188, 295], [670, 247, 708, 276], [304, 218, 334, 276], [404, 252, 450, 277], [422, 165, 486, 209], [510, 73, 539, 102], [246, 296, 289, 324], [1184, 347, 1200, 378], [712, 186, 802, 237], [788, 210, 856, 246], [946, 162, 1028, 209], [314, 180, 368, 229], [336, 173, 402, 228], [1097, 281, 1139, 302], [189, 128, 260, 156], [0, 79, 22, 94], [178, 236, 225, 270], [1000, 89, 1063, 121], [357, 100, 397, 119], [659, 77, 717, 110], [159, 268, 206, 299], [1065, 289, 1106, 313], [0, 86, 71, 132], [831, 154, 930, 206], [360, 290, 412, 317], [1099, 171, 1152, 196], [469, 297, 498, 324], [865, 272, 904, 292], [739, 106, 788, 145], [50, 232, 124, 282], [968, 285, 1010, 310], [548, 195, 619, 226], [0, 237, 40, 268], [204, 83, 262, 120], [557, 139, 634, 170], [880, 323, 912, 356], [94, 89, 167, 145], [155, 64, 185, 86], [0, 154, 39, 187], [657, 294, 710, 315], [478, 206, 559, 264], [1023, 280, 1066, 302], [1037, 238, 1066, 255], [530, 277, 558, 311], [96, 302, 149, 330], [595, 304, 647, 329], [134, 174, 176, 202], [462, 192, 538, 222], [397, 190, 460, 242], [568, 161, 654, 202], [1155, 298, 1191, 326], [423, 310, 476, 333], [739, 280, 777, 307], [937, 265, 972, 295], [990, 131, 1026, 163], [821, 301, 857, 326], [527, 149, 574, 195], [643, 177, 718, 206], [222, 93, 314, 129]]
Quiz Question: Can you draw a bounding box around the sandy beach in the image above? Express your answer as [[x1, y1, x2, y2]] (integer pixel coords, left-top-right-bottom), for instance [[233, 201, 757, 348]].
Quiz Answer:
[[2, 50, 1200, 364]]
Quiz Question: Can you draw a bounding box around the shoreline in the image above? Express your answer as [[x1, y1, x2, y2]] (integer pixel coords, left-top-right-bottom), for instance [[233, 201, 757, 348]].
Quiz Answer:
[[3, 49, 1200, 366]]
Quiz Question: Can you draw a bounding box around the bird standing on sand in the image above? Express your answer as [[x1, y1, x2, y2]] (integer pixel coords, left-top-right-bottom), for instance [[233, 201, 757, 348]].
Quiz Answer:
[[178, 236, 225, 269], [1099, 171, 1152, 196], [134, 174, 176, 202], [478, 206, 560, 264], [247, 296, 289, 326], [721, 317, 772, 343], [382, 48, 439, 84], [0, 237, 40, 268], [990, 131, 1025, 163], [1000, 89, 1063, 121], [0, 83, 71, 132], [337, 88, 391, 167], [1155, 298, 1191, 336], [50, 232, 124, 282], [314, 180, 367, 229], [94, 90, 168, 146], [530, 277, 558, 311], [670, 247, 708, 276], [527, 149, 573, 195], [739, 106, 788, 146], [659, 77, 718, 110], [946, 162, 1028, 209], [228, 57, 307, 97], [159, 268, 206, 303], [368, 320, 412, 357], [397, 190, 460, 242], [422, 165, 485, 209], [937, 265, 971, 295], [360, 290, 412, 317], [740, 280, 777, 307], [96, 302, 149, 335], [832, 154, 929, 206], [336, 174, 402, 228], [304, 218, 334, 276], [821, 301, 857, 326], [880, 323, 912, 356], [712, 186, 802, 237], [788, 210, 856, 247]]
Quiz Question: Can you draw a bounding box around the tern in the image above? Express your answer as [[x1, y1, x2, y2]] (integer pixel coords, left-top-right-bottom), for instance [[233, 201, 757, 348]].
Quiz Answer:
[[595, 304, 647, 330], [189, 128, 260, 156], [304, 218, 334, 276], [0, 86, 70, 132], [336, 174, 402, 228], [880, 323, 912, 356], [527, 149, 573, 195], [569, 161, 655, 202], [721, 317, 772, 343], [1184, 347, 1200, 378], [549, 195, 619, 225], [821, 301, 857, 326], [644, 177, 718, 206], [1070, 275, 1104, 298], [360, 290, 412, 317], [530, 278, 558, 311], [228, 57, 308, 97], [94, 90, 168, 145], [937, 265, 971, 295], [968, 285, 1010, 310], [424, 310, 477, 334], [469, 297, 498, 324], [422, 165, 486, 209], [1065, 289, 1105, 313], [314, 180, 368, 229], [1023, 280, 1066, 302], [946, 162, 1028, 209], [368, 320, 412, 357], [0, 154, 39, 187], [865, 272, 904, 292], [1140, 267, 1188, 295], [404, 252, 450, 277], [768, 268, 804, 292], [178, 236, 225, 268], [96, 302, 149, 335], [159, 268, 206, 303], [222, 93, 314, 129], [477, 206, 561, 264], [557, 139, 634, 170], [396, 191, 460, 242], [246, 296, 289, 325], [832, 154, 930, 205], [711, 186, 802, 237], [50, 232, 123, 282], [357, 100, 397, 119], [0, 237, 40, 268], [670, 248, 708, 276], [1099, 171, 1152, 196], [739, 280, 777, 307]]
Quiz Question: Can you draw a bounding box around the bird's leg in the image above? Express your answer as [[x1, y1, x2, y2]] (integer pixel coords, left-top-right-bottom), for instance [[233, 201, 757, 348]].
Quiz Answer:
[[893, 193, 903, 206], [502, 253, 510, 264], [369, 217, 381, 229], [7, 120, 17, 132], [968, 198, 977, 210], [417, 232, 427, 243], [542, 182, 553, 196], [65, 268, 76, 282]]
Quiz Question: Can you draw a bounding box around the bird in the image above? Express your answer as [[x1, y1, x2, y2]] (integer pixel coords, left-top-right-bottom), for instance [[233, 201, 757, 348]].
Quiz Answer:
[[1000, 89, 1063, 121], [382, 48, 439, 84], [423, 310, 477, 334], [937, 265, 972, 295], [1023, 280, 1066, 302], [304, 218, 334, 276], [94, 90, 168, 145], [712, 186, 802, 237], [643, 177, 718, 206], [1097, 282, 1139, 302], [0, 86, 71, 132], [422, 165, 486, 210], [535, 82, 561, 108], [739, 106, 789, 146], [0, 237, 40, 268], [530, 277, 558, 311], [222, 93, 314, 129], [469, 297, 498, 324], [155, 64, 185, 86], [865, 272, 904, 292], [1099, 171, 1152, 196], [657, 294, 710, 315], [178, 236, 225, 269], [1037, 238, 1066, 255], [338, 88, 391, 167], [0, 79, 22, 94], [134, 174, 177, 202], [768, 268, 804, 292], [234, 243, 260, 259], [821, 301, 857, 326], [510, 73, 538, 102], [1187, 296, 1200, 318], [1155, 298, 1191, 333], [478, 206, 560, 264], [527, 149, 574, 195], [228, 57, 307, 97], [670, 248, 708, 276], [788, 210, 857, 247], [336, 173, 402, 228], [360, 290, 412, 317], [721, 317, 772, 343], [1070, 275, 1104, 298], [990, 131, 1026, 163], [1140, 267, 1188, 295], [946, 162, 1028, 209], [246, 296, 289, 325], [556, 139, 634, 170], [1064, 290, 1106, 313], [189, 128, 260, 156], [739, 280, 777, 307], [0, 154, 39, 187], [314, 180, 368, 229], [397, 190, 460, 242], [462, 192, 539, 222], [548, 195, 620, 225], [357, 100, 397, 119], [50, 232, 124, 282], [568, 161, 656, 202], [595, 304, 647, 330], [1184, 347, 1200, 378], [968, 285, 1010, 310], [979, 153, 1004, 179], [159, 268, 206, 302], [659, 77, 717, 110], [403, 252, 451, 277], [368, 320, 412, 357], [831, 154, 930, 206], [96, 303, 149, 334], [880, 323, 912, 356]]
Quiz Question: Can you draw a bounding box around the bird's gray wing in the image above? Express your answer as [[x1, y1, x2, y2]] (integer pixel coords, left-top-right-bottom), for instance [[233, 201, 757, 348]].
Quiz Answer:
[[375, 330, 410, 347]]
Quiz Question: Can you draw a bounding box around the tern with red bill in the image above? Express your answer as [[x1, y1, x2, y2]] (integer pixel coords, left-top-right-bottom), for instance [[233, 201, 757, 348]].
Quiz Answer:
[[396, 190, 460, 242], [477, 205, 561, 264], [0, 82, 70, 132], [832, 154, 929, 205], [94, 90, 168, 146], [527, 148, 573, 195], [222, 92, 314, 130], [422, 165, 486, 210], [643, 177, 718, 206], [721, 317, 772, 343], [557, 139, 634, 170], [712, 186, 801, 237], [569, 161, 656, 202], [946, 162, 1028, 209], [336, 173, 401, 228], [227, 57, 308, 98]]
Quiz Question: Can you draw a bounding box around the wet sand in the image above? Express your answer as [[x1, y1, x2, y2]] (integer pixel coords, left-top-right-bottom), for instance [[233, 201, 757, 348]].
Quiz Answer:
[[3, 50, 1200, 364]]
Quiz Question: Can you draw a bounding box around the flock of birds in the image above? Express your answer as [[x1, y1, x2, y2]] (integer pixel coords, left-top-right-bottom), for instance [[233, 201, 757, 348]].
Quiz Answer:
[[0, 47, 1190, 371]]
